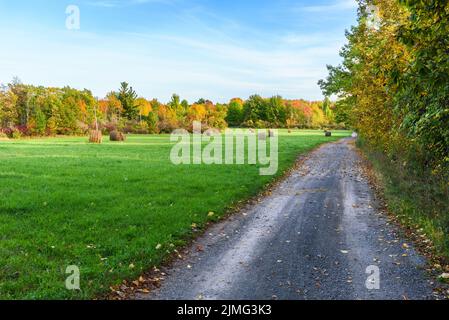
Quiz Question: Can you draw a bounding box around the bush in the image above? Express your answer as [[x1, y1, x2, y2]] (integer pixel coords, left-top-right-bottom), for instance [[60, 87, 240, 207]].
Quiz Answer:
[[135, 121, 149, 134], [11, 128, 22, 139]]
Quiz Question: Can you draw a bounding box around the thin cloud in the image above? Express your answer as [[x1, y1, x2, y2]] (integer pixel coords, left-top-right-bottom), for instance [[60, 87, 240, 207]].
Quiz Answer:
[[301, 0, 357, 13], [86, 0, 175, 8]]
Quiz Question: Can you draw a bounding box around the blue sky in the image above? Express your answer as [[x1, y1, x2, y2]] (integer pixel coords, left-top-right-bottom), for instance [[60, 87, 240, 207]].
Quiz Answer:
[[0, 0, 357, 102]]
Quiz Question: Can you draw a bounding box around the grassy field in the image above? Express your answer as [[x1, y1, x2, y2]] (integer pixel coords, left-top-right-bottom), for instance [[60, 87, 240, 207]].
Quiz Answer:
[[0, 130, 350, 299]]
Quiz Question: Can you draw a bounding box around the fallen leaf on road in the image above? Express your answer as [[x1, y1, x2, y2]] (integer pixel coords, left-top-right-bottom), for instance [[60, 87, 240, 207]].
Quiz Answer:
[[138, 289, 150, 294], [439, 273, 449, 282]]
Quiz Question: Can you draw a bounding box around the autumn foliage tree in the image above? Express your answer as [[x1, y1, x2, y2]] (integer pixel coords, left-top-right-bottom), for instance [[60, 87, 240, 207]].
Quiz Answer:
[[1, 80, 338, 138]]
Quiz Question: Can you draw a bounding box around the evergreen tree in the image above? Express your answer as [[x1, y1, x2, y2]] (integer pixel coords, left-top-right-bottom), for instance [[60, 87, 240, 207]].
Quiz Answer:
[[117, 82, 138, 120]]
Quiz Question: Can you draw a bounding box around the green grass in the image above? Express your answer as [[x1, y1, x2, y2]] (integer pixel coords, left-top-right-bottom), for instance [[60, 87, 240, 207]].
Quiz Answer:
[[0, 130, 350, 299], [358, 140, 449, 263]]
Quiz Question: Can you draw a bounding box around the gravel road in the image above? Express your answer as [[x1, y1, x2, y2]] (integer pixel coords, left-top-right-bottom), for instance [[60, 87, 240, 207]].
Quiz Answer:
[[138, 138, 435, 300]]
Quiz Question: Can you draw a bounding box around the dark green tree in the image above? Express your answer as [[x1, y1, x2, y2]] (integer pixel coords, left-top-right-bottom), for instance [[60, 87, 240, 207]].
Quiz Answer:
[[195, 98, 206, 105], [226, 99, 244, 127], [242, 95, 266, 124], [117, 82, 138, 120], [146, 112, 159, 134]]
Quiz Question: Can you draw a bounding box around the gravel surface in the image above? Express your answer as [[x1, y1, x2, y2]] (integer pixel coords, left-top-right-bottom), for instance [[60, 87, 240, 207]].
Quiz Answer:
[[138, 138, 436, 300]]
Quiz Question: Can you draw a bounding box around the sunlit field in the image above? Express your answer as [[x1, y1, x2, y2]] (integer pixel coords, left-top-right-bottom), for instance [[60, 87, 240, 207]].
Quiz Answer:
[[0, 130, 350, 299]]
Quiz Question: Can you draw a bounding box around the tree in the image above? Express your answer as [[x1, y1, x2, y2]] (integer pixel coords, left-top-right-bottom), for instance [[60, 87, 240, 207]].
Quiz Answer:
[[168, 94, 181, 110], [149, 99, 161, 112], [0, 87, 18, 128], [321, 97, 334, 122], [136, 97, 152, 120], [8, 77, 29, 126], [146, 112, 159, 134], [157, 105, 179, 133], [117, 82, 138, 120], [267, 95, 286, 127], [395, 0, 449, 168], [195, 98, 206, 105], [242, 95, 266, 125], [319, 0, 409, 150], [103, 92, 123, 121], [226, 99, 244, 127], [333, 98, 353, 127], [181, 99, 189, 110], [34, 109, 47, 135]]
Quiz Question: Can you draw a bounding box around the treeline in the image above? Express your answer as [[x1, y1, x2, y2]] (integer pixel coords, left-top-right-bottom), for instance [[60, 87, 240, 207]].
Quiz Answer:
[[0, 80, 343, 138], [320, 1, 448, 255], [320, 0, 448, 175]]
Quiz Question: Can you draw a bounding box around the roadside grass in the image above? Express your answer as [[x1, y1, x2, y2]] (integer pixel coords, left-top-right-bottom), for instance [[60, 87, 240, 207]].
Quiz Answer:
[[0, 130, 350, 299], [358, 141, 449, 263]]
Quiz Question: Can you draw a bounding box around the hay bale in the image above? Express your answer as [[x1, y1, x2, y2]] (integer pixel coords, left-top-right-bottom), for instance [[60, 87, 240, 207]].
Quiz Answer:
[[110, 131, 126, 142], [204, 128, 221, 137], [89, 130, 103, 144]]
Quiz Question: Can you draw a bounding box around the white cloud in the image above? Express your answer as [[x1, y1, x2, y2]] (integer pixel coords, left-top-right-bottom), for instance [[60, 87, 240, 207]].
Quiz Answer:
[[301, 0, 357, 13], [0, 25, 347, 102], [0, 0, 354, 102], [86, 0, 175, 8]]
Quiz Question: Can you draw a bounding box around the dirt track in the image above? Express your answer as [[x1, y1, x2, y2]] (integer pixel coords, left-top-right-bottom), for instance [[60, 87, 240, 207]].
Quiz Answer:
[[138, 138, 436, 300]]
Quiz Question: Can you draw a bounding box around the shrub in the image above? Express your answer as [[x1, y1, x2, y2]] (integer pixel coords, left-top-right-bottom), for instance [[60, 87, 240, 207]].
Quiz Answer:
[[11, 128, 22, 139], [135, 121, 149, 134]]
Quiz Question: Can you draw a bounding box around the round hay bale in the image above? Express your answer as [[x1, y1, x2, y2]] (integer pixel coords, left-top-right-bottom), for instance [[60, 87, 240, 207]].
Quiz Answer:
[[110, 131, 126, 142], [258, 131, 267, 140], [204, 128, 221, 137], [89, 130, 103, 144]]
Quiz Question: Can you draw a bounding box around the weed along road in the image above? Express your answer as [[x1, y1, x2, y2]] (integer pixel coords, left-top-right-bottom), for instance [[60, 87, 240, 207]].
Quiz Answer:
[[137, 138, 436, 300]]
